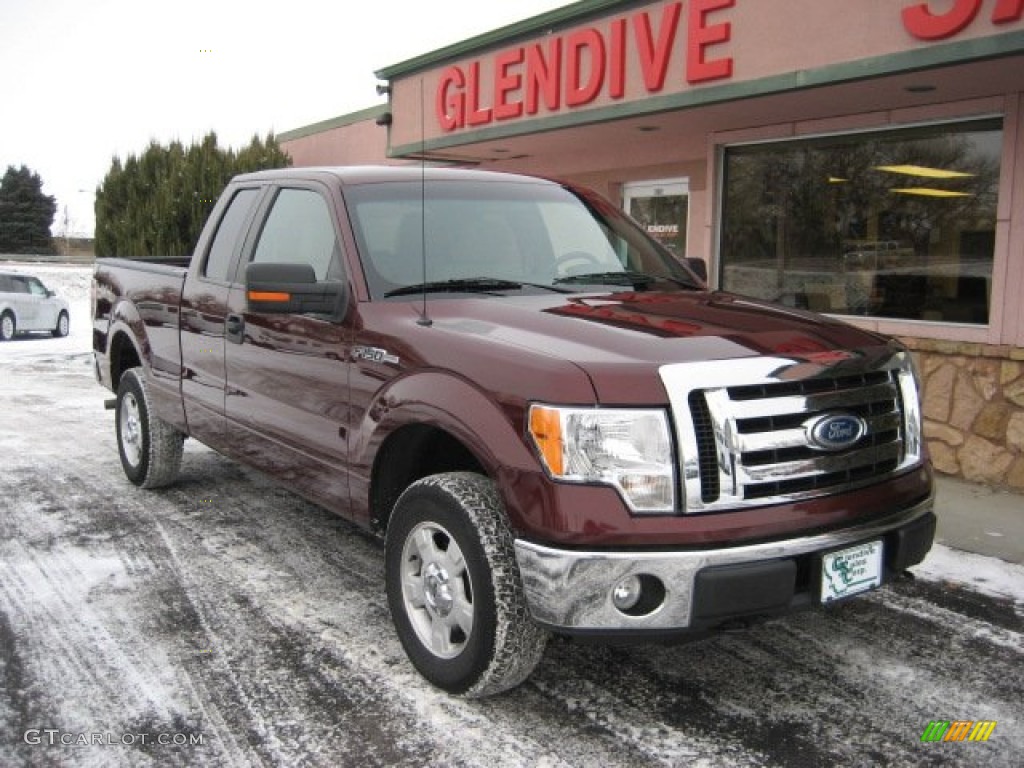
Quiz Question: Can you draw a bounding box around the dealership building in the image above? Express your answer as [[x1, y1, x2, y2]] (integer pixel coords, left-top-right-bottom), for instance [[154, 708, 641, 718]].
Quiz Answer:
[[279, 0, 1024, 488]]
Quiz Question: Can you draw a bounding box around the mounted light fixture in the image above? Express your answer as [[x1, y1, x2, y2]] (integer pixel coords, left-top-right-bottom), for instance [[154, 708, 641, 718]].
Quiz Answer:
[[376, 83, 391, 96], [875, 164, 973, 179], [890, 188, 972, 198]]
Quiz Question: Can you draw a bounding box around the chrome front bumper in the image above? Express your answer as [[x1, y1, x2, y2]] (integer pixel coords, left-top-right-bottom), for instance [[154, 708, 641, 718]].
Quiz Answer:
[[513, 495, 934, 632]]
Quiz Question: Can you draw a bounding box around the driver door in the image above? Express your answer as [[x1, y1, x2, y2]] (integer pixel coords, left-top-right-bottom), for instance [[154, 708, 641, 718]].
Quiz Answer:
[[224, 183, 354, 515]]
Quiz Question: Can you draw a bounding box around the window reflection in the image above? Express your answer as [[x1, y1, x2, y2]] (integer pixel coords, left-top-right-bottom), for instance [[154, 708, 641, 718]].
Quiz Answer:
[[720, 119, 1001, 325]]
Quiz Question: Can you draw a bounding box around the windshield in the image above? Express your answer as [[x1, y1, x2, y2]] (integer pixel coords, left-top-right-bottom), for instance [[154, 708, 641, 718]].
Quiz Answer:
[[344, 178, 700, 299]]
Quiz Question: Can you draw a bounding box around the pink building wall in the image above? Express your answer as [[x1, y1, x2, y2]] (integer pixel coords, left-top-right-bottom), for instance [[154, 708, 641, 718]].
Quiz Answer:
[[280, 108, 397, 168]]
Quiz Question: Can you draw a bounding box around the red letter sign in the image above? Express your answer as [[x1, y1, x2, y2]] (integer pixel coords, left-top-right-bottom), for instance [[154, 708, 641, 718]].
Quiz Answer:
[[993, 0, 1024, 23], [525, 39, 562, 115], [465, 61, 493, 127], [902, 0, 1022, 39], [436, 67, 466, 132], [687, 0, 734, 84], [635, 2, 682, 92], [565, 28, 606, 107], [609, 18, 627, 99], [902, 0, 981, 39], [493, 48, 524, 121]]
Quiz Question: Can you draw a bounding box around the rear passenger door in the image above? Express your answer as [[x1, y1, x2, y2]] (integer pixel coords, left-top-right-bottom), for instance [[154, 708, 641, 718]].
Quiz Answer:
[[223, 182, 353, 515], [179, 185, 264, 452], [25, 276, 57, 330]]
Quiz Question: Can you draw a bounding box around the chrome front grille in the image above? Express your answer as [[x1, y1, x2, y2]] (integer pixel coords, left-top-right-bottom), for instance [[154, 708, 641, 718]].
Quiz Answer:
[[660, 351, 923, 513]]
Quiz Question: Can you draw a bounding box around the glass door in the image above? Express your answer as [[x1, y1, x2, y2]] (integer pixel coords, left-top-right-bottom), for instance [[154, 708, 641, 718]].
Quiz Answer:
[[623, 178, 690, 258]]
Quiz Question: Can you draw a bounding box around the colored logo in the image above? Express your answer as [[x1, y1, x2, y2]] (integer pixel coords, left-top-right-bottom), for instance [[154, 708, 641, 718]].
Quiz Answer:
[[806, 413, 866, 451], [921, 720, 997, 742]]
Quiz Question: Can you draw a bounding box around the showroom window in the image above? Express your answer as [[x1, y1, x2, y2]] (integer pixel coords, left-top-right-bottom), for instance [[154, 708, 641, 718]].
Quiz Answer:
[[720, 119, 1002, 324]]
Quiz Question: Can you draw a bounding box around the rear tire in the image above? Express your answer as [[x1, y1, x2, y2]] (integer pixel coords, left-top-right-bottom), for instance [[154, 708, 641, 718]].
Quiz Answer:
[[385, 472, 547, 697], [0, 312, 15, 341], [116, 367, 184, 488], [52, 311, 69, 337]]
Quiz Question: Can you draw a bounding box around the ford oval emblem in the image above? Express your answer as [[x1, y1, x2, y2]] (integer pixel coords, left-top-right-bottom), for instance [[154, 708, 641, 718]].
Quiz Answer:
[[806, 413, 867, 452]]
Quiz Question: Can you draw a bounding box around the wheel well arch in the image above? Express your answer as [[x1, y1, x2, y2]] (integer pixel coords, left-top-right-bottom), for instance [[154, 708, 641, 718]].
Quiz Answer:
[[109, 330, 142, 390], [1, 307, 17, 337], [370, 424, 487, 534]]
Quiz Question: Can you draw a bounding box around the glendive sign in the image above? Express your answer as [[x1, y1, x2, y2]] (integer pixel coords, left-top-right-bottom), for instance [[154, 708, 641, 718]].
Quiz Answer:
[[434, 0, 1024, 133], [903, 0, 1023, 40], [436, 0, 735, 132]]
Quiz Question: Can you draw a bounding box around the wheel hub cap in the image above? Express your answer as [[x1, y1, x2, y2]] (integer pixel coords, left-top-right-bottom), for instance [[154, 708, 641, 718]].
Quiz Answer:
[[423, 561, 454, 617], [399, 520, 474, 659], [120, 394, 142, 466]]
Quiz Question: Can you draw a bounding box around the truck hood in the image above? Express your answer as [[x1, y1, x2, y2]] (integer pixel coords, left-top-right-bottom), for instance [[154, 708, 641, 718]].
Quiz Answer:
[[426, 289, 895, 403]]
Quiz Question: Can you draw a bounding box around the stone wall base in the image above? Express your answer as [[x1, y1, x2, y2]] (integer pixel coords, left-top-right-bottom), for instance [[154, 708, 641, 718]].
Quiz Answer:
[[901, 338, 1024, 490]]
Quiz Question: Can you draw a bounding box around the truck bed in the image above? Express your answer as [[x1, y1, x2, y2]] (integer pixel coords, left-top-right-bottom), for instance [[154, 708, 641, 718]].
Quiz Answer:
[[92, 257, 190, 428]]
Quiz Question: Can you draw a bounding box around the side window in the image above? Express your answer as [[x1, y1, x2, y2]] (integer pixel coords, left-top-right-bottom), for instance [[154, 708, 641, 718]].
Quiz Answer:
[[0, 275, 12, 292], [12, 277, 30, 294], [251, 188, 339, 281], [203, 188, 260, 281], [27, 278, 47, 297]]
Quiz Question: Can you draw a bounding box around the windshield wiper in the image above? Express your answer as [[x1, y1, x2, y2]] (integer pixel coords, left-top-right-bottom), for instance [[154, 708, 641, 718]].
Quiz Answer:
[[384, 277, 571, 298], [553, 270, 655, 287], [553, 270, 699, 290]]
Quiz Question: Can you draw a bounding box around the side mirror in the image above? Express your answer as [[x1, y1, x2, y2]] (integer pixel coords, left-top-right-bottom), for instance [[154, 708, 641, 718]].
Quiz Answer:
[[683, 257, 708, 284], [245, 262, 346, 319]]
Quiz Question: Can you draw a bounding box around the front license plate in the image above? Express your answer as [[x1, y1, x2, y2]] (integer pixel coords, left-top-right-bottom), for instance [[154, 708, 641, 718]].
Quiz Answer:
[[821, 540, 883, 604]]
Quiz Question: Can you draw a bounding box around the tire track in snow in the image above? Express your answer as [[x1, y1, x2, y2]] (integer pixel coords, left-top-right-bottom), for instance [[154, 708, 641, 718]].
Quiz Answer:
[[147, 457, 657, 767], [0, 496, 202, 766]]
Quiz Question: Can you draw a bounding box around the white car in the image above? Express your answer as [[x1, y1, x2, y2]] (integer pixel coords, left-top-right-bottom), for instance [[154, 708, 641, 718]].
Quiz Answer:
[[0, 271, 70, 340]]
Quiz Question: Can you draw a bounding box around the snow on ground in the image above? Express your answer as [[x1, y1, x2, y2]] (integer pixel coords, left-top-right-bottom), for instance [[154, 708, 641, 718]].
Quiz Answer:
[[1, 263, 1022, 767], [915, 544, 1024, 608]]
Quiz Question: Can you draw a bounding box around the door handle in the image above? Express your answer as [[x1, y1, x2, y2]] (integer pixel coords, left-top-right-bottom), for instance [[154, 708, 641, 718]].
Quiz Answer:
[[226, 313, 244, 344]]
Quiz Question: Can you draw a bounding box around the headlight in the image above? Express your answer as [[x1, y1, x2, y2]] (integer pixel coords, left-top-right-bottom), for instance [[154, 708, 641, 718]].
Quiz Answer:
[[896, 352, 923, 464], [528, 405, 676, 513]]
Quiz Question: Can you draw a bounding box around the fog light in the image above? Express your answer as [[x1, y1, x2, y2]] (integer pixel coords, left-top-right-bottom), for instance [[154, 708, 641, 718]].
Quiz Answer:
[[611, 575, 642, 611]]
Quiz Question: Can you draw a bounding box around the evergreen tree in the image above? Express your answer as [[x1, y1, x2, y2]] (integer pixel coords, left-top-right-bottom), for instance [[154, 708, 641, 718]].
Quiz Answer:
[[94, 132, 290, 257], [0, 165, 57, 254], [233, 133, 291, 174]]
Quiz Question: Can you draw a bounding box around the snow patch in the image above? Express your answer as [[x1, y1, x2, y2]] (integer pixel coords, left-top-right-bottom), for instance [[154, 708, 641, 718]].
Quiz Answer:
[[913, 543, 1024, 607]]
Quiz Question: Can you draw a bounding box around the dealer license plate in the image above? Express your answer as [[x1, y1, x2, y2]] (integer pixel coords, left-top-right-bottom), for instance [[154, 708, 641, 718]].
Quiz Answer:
[[821, 540, 883, 604]]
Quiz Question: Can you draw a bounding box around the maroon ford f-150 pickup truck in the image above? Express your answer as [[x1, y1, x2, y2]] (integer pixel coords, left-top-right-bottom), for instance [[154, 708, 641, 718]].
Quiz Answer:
[[93, 166, 935, 697]]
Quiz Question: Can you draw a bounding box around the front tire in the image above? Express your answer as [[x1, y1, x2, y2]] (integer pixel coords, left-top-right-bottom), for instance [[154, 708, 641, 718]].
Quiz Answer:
[[1, 312, 15, 341], [116, 367, 184, 488], [385, 473, 547, 697], [52, 311, 69, 338]]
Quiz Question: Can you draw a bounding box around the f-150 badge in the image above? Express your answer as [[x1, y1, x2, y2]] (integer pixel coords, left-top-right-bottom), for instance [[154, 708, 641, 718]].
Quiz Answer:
[[353, 345, 400, 365]]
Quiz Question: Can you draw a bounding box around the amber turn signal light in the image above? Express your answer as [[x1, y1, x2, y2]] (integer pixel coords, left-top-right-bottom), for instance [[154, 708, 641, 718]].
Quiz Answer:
[[528, 405, 564, 476], [248, 291, 291, 302]]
